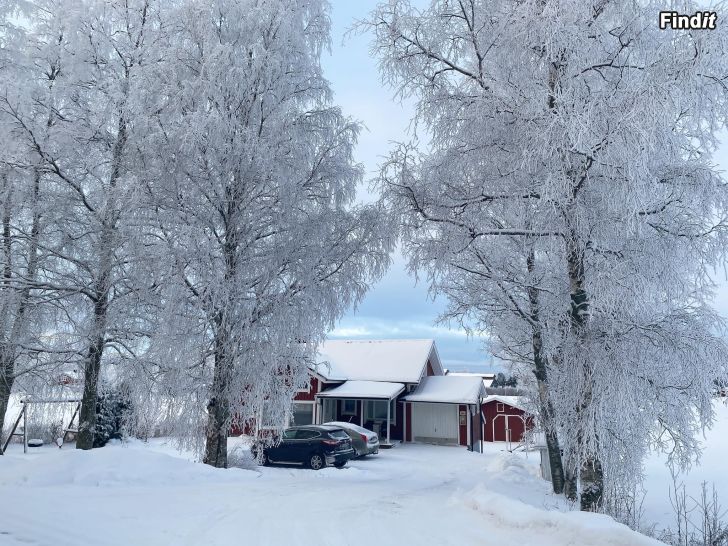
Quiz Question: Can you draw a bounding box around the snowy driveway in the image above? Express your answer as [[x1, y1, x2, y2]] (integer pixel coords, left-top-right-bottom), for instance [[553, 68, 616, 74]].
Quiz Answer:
[[0, 441, 659, 545]]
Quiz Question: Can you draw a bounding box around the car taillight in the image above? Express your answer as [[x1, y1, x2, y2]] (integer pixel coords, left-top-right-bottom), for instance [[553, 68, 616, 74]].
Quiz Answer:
[[322, 439, 339, 446], [360, 434, 367, 442]]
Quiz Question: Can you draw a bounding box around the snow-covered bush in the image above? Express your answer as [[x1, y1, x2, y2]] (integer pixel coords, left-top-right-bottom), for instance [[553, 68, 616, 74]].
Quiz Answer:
[[93, 390, 132, 449]]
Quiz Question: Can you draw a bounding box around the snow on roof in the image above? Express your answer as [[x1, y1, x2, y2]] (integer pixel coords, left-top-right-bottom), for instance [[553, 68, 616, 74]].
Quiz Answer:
[[313, 339, 440, 383], [446, 371, 496, 388], [404, 376, 486, 405], [482, 395, 529, 412], [446, 372, 496, 378], [316, 380, 405, 400]]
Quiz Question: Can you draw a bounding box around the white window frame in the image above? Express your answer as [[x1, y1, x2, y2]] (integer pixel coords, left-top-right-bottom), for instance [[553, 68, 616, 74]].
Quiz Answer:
[[496, 402, 505, 413]]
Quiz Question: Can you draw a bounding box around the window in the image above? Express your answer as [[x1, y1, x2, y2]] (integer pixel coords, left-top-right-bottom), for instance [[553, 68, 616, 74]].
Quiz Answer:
[[296, 429, 320, 440], [282, 429, 297, 440], [292, 403, 314, 426], [365, 400, 396, 421], [497, 403, 505, 413], [328, 430, 349, 440], [342, 399, 357, 416]]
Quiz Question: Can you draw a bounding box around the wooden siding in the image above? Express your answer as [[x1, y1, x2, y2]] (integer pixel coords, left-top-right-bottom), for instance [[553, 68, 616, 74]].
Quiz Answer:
[[482, 400, 532, 443]]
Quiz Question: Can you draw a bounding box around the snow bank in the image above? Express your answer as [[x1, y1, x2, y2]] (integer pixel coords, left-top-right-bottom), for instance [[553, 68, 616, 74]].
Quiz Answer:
[[0, 442, 254, 488], [458, 487, 661, 546], [0, 439, 661, 545]]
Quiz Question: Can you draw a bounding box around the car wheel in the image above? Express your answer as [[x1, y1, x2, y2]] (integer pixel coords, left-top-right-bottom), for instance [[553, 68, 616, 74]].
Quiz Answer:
[[309, 453, 325, 470], [334, 461, 346, 469]]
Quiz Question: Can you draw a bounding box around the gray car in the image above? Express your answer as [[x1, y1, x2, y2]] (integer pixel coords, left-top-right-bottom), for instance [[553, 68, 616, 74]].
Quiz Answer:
[[323, 421, 379, 457]]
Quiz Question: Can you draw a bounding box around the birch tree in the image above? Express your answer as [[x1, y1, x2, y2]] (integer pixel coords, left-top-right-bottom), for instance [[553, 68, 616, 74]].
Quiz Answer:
[[2, 0, 166, 449], [144, 0, 390, 468], [0, 3, 66, 433], [368, 0, 728, 511]]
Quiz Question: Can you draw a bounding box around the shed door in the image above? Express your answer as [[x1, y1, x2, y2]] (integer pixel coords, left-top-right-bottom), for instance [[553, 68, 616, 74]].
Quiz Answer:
[[412, 403, 459, 444], [493, 414, 525, 443]]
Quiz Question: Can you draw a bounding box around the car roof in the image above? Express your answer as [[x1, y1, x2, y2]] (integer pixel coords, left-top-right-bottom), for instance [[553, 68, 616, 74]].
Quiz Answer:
[[287, 425, 342, 432], [323, 421, 373, 434]]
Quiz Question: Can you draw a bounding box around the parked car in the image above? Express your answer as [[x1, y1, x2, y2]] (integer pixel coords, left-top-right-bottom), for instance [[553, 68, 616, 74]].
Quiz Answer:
[[323, 421, 379, 457], [251, 425, 355, 470]]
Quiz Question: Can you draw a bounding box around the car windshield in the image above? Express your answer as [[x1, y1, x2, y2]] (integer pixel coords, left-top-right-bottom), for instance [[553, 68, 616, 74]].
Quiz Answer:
[[327, 429, 349, 440]]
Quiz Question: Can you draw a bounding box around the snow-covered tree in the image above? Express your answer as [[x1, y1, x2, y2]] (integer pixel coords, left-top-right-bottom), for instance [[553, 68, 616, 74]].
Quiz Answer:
[[1, 0, 166, 449], [0, 2, 70, 433], [142, 0, 390, 467], [368, 0, 728, 511]]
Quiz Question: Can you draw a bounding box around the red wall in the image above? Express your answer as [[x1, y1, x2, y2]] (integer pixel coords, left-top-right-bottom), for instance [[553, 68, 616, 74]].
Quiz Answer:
[[482, 400, 531, 442], [294, 376, 320, 401], [405, 403, 412, 441]]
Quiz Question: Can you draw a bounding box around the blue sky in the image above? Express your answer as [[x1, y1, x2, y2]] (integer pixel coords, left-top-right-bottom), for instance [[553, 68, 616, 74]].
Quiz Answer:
[[321, 1, 490, 372], [321, 1, 728, 372]]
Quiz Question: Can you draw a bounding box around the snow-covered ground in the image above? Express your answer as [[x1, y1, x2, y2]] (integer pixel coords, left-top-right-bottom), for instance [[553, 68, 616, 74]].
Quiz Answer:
[[0, 438, 658, 545], [642, 398, 728, 532]]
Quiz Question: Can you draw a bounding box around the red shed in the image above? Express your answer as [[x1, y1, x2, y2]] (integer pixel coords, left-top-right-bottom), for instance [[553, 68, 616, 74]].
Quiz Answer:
[[482, 395, 533, 444]]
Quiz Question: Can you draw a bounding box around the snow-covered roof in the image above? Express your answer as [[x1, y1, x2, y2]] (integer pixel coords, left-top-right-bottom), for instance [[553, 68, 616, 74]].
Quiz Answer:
[[403, 376, 486, 405], [482, 395, 529, 412], [446, 371, 496, 388], [316, 380, 405, 400], [313, 339, 441, 383]]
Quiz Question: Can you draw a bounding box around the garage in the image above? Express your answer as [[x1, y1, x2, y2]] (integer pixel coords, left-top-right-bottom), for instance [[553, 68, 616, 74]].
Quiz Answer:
[[411, 402, 459, 444], [403, 375, 486, 449]]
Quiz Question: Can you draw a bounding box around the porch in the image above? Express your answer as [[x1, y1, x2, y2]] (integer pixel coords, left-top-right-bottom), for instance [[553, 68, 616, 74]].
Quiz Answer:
[[314, 380, 405, 445]]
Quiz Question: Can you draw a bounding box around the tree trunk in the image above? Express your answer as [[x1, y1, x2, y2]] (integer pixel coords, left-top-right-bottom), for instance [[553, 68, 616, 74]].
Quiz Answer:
[[0, 170, 42, 440], [580, 458, 604, 511], [76, 111, 125, 450], [566, 233, 603, 511], [203, 329, 232, 468], [75, 228, 112, 450], [563, 457, 579, 502], [0, 359, 13, 450], [76, 333, 104, 450], [527, 250, 566, 494]]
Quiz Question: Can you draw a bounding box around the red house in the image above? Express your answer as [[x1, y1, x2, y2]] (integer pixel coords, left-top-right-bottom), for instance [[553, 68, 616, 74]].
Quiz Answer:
[[481, 395, 533, 443], [240, 339, 538, 450], [247, 339, 491, 450]]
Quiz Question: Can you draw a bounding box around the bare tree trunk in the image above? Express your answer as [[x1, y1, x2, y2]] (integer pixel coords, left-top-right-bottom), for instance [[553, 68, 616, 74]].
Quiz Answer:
[[0, 358, 13, 448], [76, 112, 125, 450], [203, 196, 238, 468], [580, 458, 604, 511], [203, 328, 232, 468], [527, 249, 566, 494], [564, 467, 579, 502], [566, 232, 603, 512], [76, 331, 104, 449], [0, 170, 42, 441]]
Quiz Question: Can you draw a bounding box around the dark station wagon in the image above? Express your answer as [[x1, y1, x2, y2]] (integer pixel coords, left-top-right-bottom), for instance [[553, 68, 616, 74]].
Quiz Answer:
[[252, 425, 356, 470]]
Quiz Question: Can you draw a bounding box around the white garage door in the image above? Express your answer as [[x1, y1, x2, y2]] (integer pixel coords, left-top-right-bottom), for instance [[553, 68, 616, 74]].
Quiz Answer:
[[412, 403, 459, 445]]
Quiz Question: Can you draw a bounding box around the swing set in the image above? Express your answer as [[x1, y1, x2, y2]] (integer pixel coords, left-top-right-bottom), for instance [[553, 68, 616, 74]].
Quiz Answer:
[[0, 398, 81, 455]]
